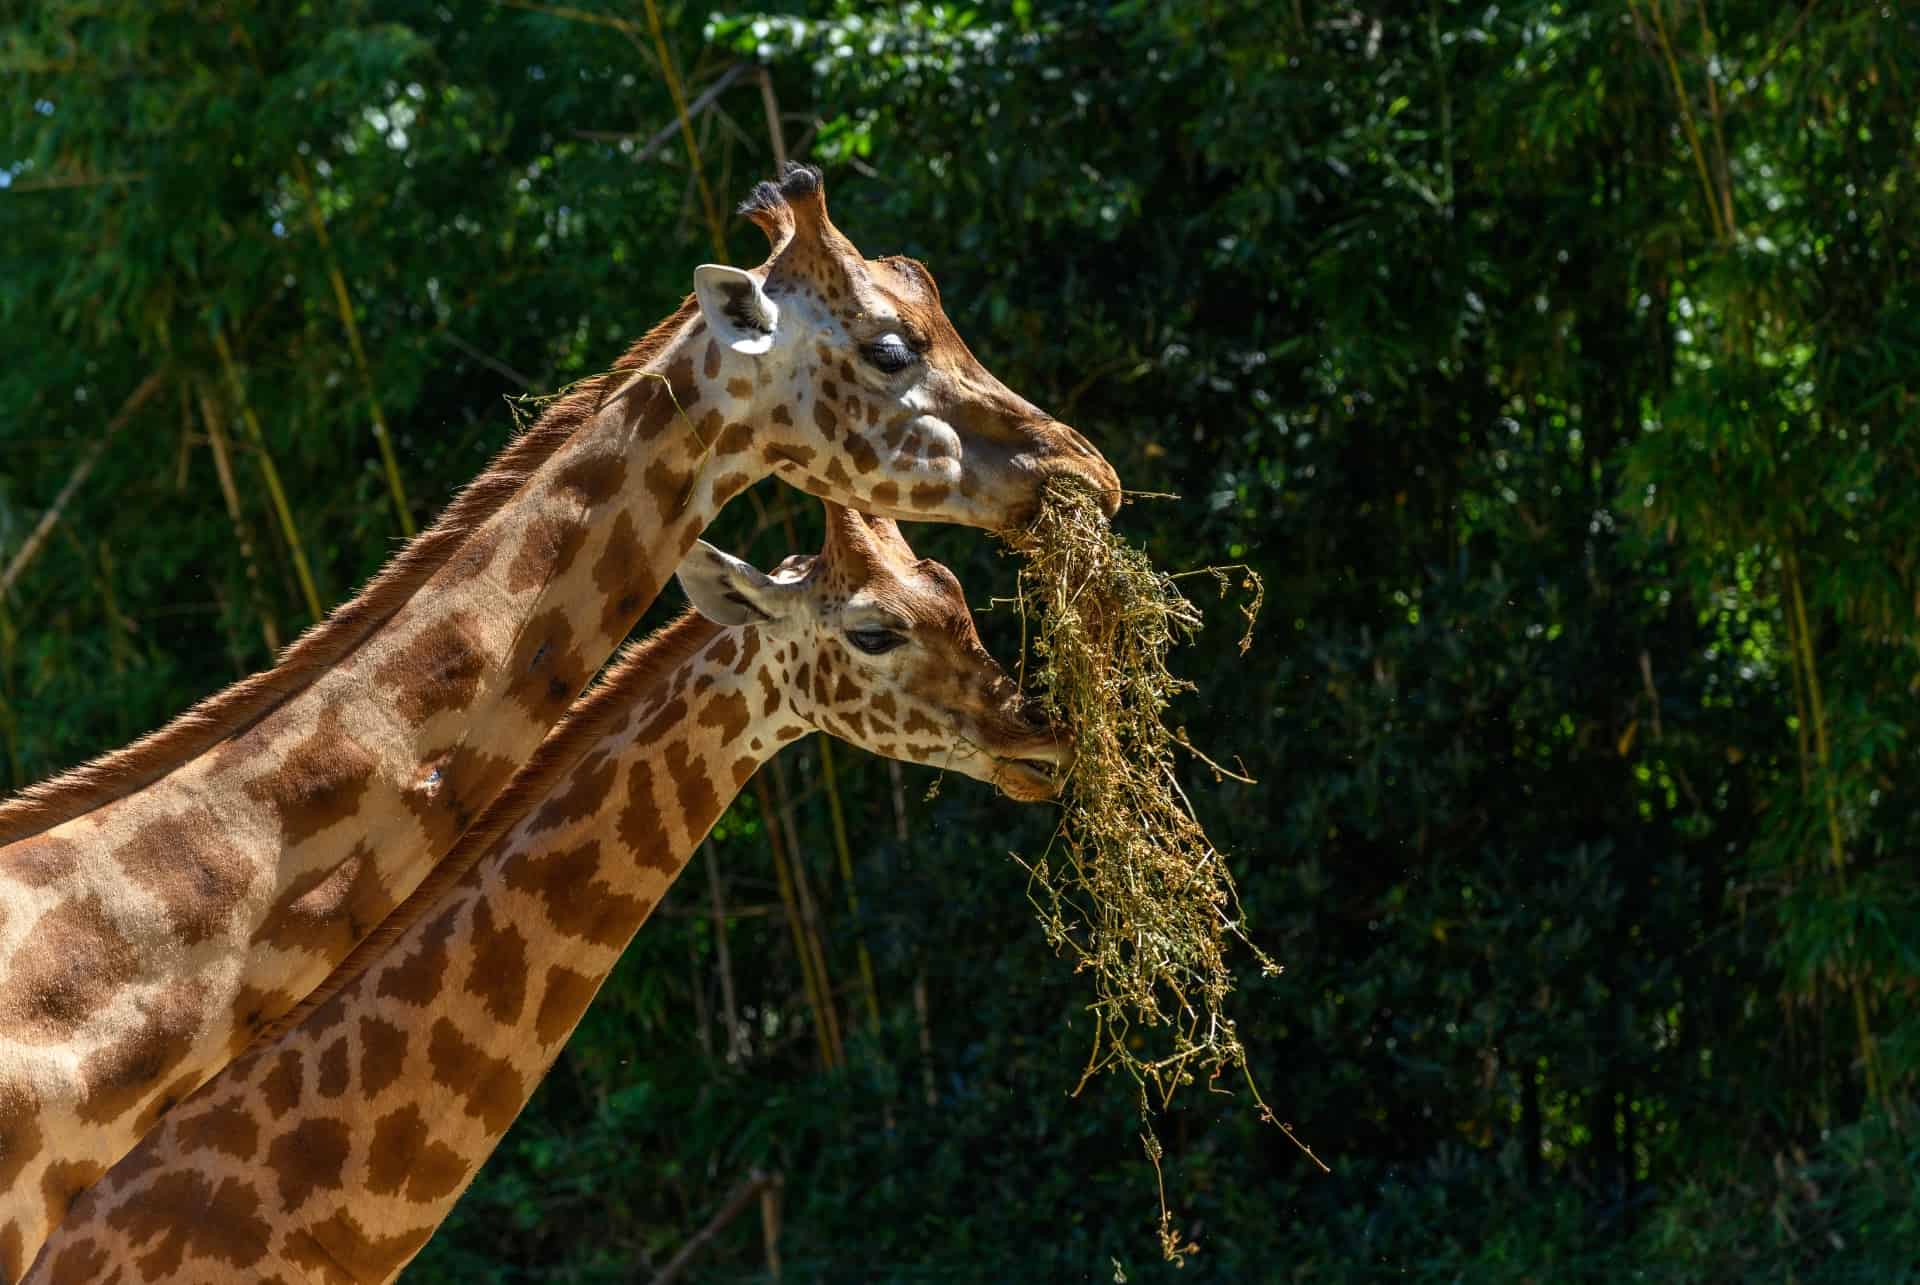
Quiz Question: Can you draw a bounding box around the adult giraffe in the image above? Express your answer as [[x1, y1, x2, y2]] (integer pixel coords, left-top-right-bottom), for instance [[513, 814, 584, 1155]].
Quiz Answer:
[[0, 163, 1118, 1278], [26, 504, 1063, 1283]]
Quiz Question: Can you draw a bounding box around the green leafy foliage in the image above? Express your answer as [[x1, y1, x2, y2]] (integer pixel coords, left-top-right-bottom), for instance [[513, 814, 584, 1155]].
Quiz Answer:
[[4, 0, 1917, 1280]]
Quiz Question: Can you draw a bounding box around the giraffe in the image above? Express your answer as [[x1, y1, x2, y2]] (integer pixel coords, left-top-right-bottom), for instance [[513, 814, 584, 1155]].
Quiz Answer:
[[24, 503, 1063, 1284], [0, 162, 1119, 1279]]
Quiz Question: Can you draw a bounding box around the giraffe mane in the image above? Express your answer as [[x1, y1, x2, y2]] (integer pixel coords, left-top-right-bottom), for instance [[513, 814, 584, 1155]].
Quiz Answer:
[[0, 297, 699, 846], [251, 607, 725, 1047]]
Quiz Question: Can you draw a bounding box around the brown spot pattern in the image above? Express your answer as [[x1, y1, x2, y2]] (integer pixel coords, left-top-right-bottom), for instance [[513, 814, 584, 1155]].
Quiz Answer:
[[366, 1103, 470, 1201], [374, 899, 463, 1009], [635, 694, 690, 746], [643, 454, 695, 514], [42, 1233, 108, 1285], [0, 834, 78, 888], [285, 1210, 432, 1284], [617, 760, 675, 875], [698, 690, 753, 744], [663, 356, 699, 407], [427, 1018, 525, 1134], [360, 1014, 410, 1098], [552, 450, 628, 507], [664, 741, 723, 839], [0, 894, 138, 1044], [375, 611, 491, 727], [506, 608, 589, 724], [527, 749, 616, 836], [504, 838, 650, 948], [909, 482, 952, 510], [535, 965, 602, 1046], [105, 1170, 273, 1276], [111, 809, 253, 948], [317, 1035, 350, 1098], [249, 841, 391, 960], [0, 1083, 44, 1198], [241, 706, 378, 847], [426, 526, 503, 591], [465, 900, 529, 1025], [76, 979, 203, 1126], [175, 1094, 259, 1161], [402, 744, 517, 854], [505, 511, 590, 595], [261, 1048, 304, 1119], [268, 1115, 353, 1212], [592, 510, 657, 640]]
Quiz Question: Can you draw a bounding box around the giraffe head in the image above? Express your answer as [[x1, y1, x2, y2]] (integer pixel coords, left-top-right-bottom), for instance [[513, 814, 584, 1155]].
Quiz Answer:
[[689, 163, 1121, 531], [677, 504, 1066, 800]]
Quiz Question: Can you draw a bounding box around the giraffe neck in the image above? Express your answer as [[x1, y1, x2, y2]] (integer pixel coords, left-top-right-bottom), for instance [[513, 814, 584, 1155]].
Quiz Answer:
[[25, 611, 805, 1284], [0, 312, 779, 1279]]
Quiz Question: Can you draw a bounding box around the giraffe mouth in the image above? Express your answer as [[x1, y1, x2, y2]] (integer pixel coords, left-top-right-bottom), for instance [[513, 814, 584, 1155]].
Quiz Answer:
[[993, 752, 1068, 801]]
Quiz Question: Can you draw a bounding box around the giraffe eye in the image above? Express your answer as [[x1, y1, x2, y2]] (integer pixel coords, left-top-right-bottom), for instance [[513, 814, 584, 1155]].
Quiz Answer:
[[847, 627, 907, 655], [863, 335, 918, 374]]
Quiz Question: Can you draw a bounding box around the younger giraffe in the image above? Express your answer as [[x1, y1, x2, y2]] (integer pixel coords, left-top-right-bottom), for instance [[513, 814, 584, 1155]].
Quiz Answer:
[[25, 504, 1064, 1283], [0, 163, 1117, 1278]]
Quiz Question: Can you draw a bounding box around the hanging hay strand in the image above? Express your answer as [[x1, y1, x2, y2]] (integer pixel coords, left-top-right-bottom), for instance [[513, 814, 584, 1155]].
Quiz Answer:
[[999, 476, 1324, 1262]]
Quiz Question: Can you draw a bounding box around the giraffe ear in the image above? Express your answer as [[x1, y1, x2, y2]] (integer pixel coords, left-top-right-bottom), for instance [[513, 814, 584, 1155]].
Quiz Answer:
[[677, 541, 803, 627], [693, 264, 779, 356]]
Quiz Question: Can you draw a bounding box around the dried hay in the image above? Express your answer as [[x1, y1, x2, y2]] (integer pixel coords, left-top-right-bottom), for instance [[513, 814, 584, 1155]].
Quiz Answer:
[[999, 477, 1324, 1262]]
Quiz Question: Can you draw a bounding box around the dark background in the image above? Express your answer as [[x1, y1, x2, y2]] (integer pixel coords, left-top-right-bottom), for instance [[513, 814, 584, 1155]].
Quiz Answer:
[[4, 2, 1917, 1280]]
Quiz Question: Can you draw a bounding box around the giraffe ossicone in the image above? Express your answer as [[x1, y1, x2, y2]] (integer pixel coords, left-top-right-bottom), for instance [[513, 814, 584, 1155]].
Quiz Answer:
[[0, 162, 1117, 1279], [27, 503, 1062, 1283]]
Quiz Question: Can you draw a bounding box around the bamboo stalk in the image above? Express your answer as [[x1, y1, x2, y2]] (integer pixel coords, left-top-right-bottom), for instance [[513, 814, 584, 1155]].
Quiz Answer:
[[771, 751, 844, 1066], [751, 773, 838, 1070], [1695, 0, 1738, 236], [757, 67, 788, 170], [220, 17, 412, 537], [198, 387, 283, 656], [818, 737, 882, 1029], [640, 0, 729, 261], [1784, 548, 1891, 1119], [94, 540, 132, 679], [0, 371, 164, 601], [286, 154, 415, 536], [759, 1171, 784, 1282], [703, 839, 745, 1062], [0, 596, 20, 787], [888, 757, 939, 1106], [498, 0, 644, 36], [1629, 0, 1728, 243], [210, 324, 325, 623], [687, 925, 714, 1061]]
